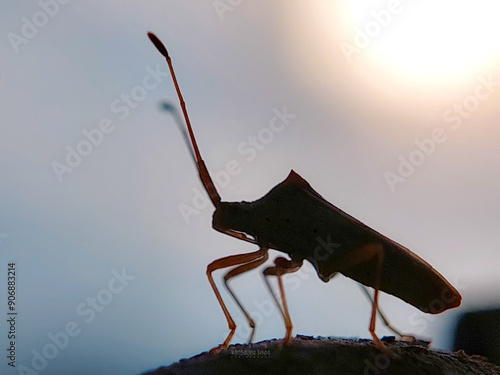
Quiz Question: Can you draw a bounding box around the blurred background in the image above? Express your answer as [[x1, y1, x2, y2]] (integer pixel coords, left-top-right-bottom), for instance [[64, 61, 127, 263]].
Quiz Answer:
[[1, 1, 500, 374]]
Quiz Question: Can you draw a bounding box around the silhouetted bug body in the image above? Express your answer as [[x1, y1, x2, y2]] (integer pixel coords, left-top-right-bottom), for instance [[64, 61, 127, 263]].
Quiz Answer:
[[147, 32, 461, 353]]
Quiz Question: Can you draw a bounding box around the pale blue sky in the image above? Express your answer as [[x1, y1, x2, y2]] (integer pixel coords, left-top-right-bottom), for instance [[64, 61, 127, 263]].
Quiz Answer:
[[1, 2, 500, 374]]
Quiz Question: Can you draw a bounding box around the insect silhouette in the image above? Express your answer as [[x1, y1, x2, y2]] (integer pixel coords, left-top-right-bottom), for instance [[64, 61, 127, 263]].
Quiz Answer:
[[147, 32, 462, 353]]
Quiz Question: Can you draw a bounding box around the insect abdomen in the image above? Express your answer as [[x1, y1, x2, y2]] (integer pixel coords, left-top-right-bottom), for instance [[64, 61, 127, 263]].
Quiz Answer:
[[339, 240, 462, 313]]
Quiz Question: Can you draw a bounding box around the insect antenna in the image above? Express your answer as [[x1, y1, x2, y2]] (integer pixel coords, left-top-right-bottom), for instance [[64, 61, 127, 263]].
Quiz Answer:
[[160, 101, 197, 168], [148, 32, 221, 207]]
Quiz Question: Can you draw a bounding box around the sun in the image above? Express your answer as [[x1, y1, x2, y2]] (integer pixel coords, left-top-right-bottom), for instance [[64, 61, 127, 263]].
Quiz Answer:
[[344, 0, 500, 81]]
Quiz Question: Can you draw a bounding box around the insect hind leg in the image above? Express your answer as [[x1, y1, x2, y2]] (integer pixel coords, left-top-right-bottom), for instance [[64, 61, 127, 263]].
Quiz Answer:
[[263, 257, 303, 346], [335, 243, 386, 351], [223, 250, 269, 344], [359, 285, 416, 342]]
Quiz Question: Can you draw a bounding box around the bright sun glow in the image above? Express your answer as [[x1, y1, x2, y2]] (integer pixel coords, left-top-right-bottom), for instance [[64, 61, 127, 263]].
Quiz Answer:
[[347, 0, 500, 79]]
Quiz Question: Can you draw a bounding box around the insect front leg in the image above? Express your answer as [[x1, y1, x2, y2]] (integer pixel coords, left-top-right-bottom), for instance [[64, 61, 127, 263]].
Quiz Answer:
[[206, 247, 268, 354], [223, 249, 270, 344], [263, 257, 303, 346]]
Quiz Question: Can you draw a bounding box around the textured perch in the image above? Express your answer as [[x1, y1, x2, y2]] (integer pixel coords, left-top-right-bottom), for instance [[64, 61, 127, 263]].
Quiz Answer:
[[142, 335, 500, 375]]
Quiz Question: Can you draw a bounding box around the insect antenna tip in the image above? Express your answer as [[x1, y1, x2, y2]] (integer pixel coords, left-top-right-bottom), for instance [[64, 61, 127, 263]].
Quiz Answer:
[[148, 32, 169, 58]]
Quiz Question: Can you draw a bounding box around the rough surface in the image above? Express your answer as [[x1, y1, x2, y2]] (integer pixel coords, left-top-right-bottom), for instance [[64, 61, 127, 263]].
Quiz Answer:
[[454, 309, 500, 365], [142, 335, 500, 375]]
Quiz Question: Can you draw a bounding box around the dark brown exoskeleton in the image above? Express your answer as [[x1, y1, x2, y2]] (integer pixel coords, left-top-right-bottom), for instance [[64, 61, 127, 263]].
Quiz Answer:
[[147, 32, 462, 353]]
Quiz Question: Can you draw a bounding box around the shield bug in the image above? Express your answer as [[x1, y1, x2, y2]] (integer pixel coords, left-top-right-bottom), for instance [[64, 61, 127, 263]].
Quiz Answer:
[[147, 32, 462, 352]]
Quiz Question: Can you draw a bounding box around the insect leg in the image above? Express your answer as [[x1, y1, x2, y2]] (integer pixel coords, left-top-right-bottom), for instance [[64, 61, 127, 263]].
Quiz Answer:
[[359, 285, 403, 336], [263, 257, 303, 346], [335, 243, 386, 351], [223, 250, 270, 344], [206, 247, 268, 353], [359, 285, 416, 342]]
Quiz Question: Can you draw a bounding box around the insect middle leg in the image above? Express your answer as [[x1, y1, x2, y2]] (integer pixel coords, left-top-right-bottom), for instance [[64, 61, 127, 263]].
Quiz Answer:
[[263, 257, 303, 345], [206, 247, 268, 353], [223, 250, 270, 344]]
